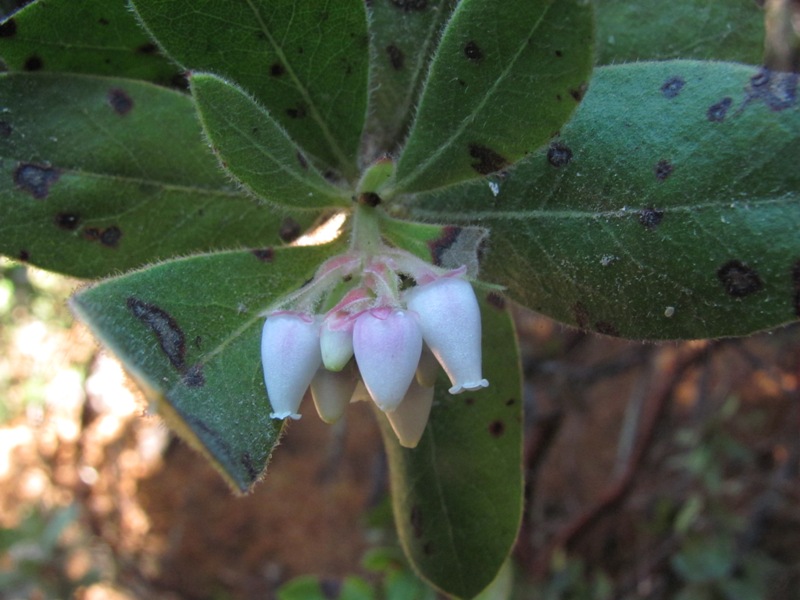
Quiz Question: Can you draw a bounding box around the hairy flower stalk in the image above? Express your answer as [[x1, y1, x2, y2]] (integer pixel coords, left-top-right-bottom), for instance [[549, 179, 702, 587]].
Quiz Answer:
[[260, 205, 489, 447]]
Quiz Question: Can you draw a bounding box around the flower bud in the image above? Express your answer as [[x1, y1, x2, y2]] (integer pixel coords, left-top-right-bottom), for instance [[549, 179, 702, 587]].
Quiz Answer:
[[405, 277, 488, 394], [353, 308, 422, 412], [385, 379, 434, 448], [261, 313, 322, 419], [310, 363, 358, 424], [319, 321, 354, 372]]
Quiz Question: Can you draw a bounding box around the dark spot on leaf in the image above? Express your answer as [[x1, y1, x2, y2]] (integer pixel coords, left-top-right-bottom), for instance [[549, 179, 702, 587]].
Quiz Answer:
[[23, 55, 43, 71], [126, 297, 186, 371], [489, 420, 505, 437], [279, 217, 302, 243], [717, 260, 764, 298], [14, 163, 60, 199], [296, 151, 308, 170], [468, 143, 508, 175], [428, 226, 461, 267], [357, 192, 381, 207], [386, 44, 404, 70], [18, 249, 30, 261], [547, 142, 573, 168], [661, 76, 685, 99], [791, 260, 800, 317], [98, 17, 110, 25], [286, 105, 307, 119], [252, 248, 274, 262], [0, 121, 11, 137], [194, 335, 203, 349], [745, 68, 797, 111], [555, 50, 563, 58], [572, 301, 590, 329], [389, 0, 428, 11], [108, 88, 134, 115], [707, 97, 733, 122], [320, 580, 341, 599], [423, 542, 434, 555], [464, 397, 475, 406], [136, 42, 158, 55], [556, 94, 563, 101], [594, 322, 620, 336], [458, 78, 466, 87], [410, 505, 423, 538], [240, 451, 259, 482], [100, 226, 122, 247], [569, 83, 587, 102], [486, 292, 506, 310], [183, 363, 205, 387], [0, 18, 17, 37], [323, 170, 339, 183], [638, 207, 664, 229], [55, 213, 80, 231], [464, 40, 483, 62], [270, 62, 285, 77], [505, 398, 516, 406], [655, 159, 674, 181]]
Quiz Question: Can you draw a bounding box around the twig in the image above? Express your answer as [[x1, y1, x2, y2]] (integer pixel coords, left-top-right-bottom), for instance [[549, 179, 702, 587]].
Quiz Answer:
[[531, 344, 712, 575]]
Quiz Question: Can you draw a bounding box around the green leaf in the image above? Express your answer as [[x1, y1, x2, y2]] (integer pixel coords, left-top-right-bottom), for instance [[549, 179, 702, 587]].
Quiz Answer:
[[595, 0, 765, 66], [378, 294, 522, 599], [190, 73, 350, 210], [363, 0, 458, 160], [0, 72, 322, 278], [392, 0, 594, 194], [0, 0, 179, 85], [71, 243, 341, 493], [409, 61, 800, 340], [130, 0, 369, 179]]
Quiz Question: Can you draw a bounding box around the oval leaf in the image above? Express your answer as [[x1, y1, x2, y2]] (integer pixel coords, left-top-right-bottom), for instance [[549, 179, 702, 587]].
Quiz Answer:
[[393, 0, 594, 194], [377, 294, 522, 599], [0, 72, 322, 278], [190, 73, 350, 210], [71, 243, 342, 493], [130, 0, 369, 178], [364, 0, 458, 160], [595, 0, 765, 66], [410, 61, 800, 340], [0, 0, 179, 85]]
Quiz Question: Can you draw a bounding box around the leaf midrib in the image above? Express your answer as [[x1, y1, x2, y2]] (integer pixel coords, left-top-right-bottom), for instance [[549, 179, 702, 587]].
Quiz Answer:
[[244, 0, 358, 179]]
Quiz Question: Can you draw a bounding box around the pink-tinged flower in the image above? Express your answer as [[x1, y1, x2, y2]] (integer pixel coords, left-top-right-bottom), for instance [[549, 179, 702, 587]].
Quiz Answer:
[[353, 308, 422, 412], [309, 364, 358, 424], [385, 379, 435, 448], [405, 277, 488, 394], [261, 313, 322, 420]]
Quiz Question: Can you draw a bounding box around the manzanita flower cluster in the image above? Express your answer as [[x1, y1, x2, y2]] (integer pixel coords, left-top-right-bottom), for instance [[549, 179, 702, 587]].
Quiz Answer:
[[260, 230, 488, 448]]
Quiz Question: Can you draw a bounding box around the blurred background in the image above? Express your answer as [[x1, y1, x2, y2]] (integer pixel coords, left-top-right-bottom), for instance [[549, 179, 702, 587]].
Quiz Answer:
[[1, 257, 799, 599]]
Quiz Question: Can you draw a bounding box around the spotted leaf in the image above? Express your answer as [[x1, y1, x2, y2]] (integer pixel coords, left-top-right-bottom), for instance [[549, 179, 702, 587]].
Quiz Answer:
[[71, 243, 342, 493], [0, 73, 322, 278], [130, 0, 369, 179], [0, 0, 179, 85], [409, 61, 800, 339], [392, 0, 594, 194]]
